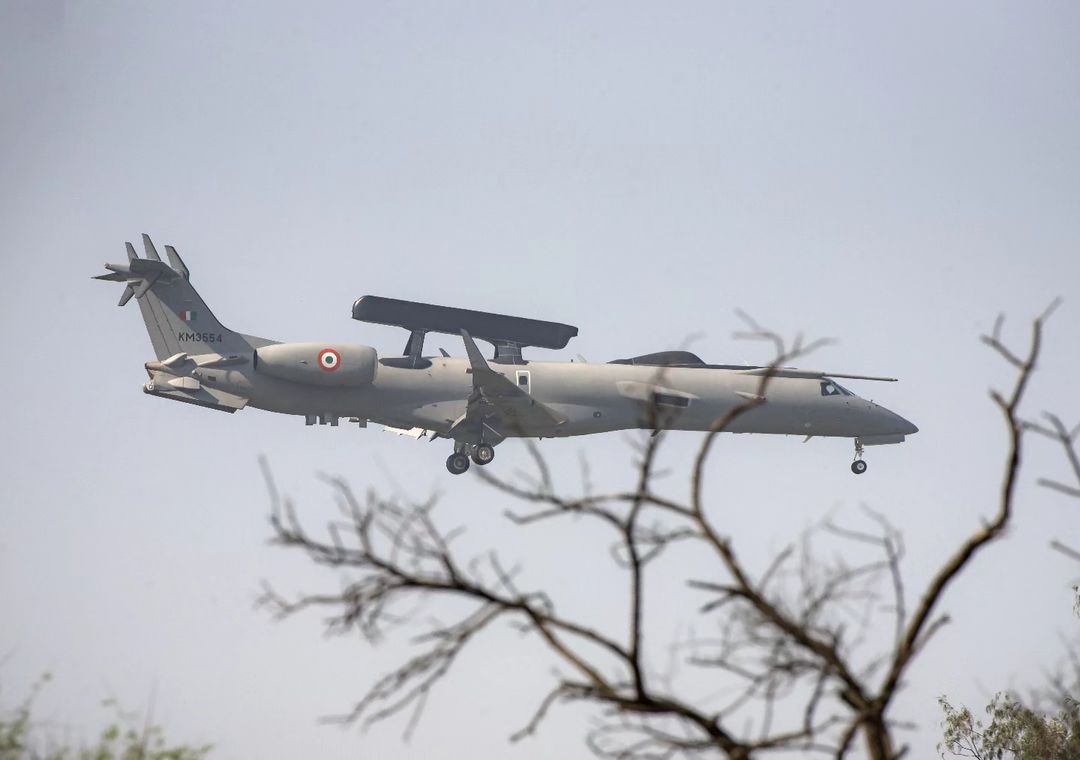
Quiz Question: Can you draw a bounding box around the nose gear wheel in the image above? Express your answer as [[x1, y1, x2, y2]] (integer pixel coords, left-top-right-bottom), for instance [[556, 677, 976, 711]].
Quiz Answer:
[[850, 438, 868, 475]]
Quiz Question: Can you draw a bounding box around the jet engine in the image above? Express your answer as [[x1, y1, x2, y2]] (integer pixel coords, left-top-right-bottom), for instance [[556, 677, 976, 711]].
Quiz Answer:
[[254, 343, 378, 387]]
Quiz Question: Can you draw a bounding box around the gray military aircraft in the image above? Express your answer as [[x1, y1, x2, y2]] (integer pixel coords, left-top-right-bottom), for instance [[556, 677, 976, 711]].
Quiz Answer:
[[98, 235, 917, 475]]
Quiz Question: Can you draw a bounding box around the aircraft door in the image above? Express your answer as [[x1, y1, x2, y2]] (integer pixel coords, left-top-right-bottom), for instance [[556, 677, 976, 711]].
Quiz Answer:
[[515, 370, 531, 394]]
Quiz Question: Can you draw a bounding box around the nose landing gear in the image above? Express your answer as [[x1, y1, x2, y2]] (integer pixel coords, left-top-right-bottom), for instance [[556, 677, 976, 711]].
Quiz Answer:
[[850, 438, 868, 475]]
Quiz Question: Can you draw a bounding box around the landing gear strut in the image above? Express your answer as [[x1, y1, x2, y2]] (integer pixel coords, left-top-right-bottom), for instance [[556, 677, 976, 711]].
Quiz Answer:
[[850, 438, 868, 475]]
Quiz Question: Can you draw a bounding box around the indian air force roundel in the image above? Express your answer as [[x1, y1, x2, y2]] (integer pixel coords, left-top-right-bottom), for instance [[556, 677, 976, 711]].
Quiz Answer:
[[318, 348, 341, 372]]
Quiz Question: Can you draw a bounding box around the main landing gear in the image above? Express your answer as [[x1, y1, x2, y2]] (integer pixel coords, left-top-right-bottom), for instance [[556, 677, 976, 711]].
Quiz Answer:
[[446, 453, 471, 475], [850, 438, 868, 475], [445, 443, 496, 475], [472, 443, 495, 466]]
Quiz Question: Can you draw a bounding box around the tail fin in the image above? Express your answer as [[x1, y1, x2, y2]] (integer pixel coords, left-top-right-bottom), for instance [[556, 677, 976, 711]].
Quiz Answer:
[[96, 234, 260, 359]]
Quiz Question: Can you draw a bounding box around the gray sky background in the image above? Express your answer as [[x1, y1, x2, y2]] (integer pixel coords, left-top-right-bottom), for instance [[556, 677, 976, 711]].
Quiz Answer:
[[2, 2, 1079, 758]]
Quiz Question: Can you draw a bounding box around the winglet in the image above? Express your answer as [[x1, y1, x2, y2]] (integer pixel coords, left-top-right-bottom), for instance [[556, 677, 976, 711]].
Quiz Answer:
[[460, 329, 490, 373]]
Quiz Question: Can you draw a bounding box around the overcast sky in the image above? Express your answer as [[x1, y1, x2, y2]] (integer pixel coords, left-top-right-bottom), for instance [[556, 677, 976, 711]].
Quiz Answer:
[[2, 2, 1079, 758]]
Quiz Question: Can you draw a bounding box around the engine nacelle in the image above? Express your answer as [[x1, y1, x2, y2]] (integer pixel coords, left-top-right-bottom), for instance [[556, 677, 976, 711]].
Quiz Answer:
[[255, 343, 378, 387]]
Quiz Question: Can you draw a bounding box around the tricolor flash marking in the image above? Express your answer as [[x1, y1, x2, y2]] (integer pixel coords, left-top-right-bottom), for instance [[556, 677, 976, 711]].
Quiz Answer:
[[318, 348, 341, 372], [180, 310, 197, 322]]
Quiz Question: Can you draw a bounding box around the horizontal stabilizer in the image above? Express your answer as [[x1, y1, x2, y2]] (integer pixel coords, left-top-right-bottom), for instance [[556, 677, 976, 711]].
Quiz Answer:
[[95, 240, 183, 309]]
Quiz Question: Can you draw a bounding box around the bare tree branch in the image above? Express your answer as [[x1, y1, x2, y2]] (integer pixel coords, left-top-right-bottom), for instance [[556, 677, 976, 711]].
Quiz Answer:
[[258, 308, 1059, 760]]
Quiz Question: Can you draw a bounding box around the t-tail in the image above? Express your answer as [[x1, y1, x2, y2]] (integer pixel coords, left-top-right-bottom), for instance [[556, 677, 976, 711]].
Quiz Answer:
[[95, 234, 265, 359]]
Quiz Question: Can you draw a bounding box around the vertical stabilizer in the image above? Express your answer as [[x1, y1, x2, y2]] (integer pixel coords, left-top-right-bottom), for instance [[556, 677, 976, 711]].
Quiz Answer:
[[96, 234, 261, 359]]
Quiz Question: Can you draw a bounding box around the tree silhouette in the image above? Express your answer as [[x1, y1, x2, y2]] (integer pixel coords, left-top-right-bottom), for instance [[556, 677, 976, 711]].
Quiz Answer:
[[260, 306, 1061, 759]]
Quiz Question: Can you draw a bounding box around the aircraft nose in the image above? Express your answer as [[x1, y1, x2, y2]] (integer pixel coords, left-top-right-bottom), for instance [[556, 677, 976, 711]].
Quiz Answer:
[[879, 406, 918, 436], [898, 415, 918, 435]]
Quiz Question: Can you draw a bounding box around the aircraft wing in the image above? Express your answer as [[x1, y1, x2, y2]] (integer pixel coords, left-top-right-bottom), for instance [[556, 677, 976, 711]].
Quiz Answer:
[[738, 368, 897, 382], [450, 330, 566, 439]]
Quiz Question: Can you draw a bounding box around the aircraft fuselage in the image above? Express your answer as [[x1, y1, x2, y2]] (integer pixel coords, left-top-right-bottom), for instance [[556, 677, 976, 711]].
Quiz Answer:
[[104, 235, 917, 476], [173, 354, 917, 442]]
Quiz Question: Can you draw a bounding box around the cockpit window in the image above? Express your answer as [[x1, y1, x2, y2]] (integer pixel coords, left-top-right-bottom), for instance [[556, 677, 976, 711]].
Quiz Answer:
[[820, 380, 853, 397]]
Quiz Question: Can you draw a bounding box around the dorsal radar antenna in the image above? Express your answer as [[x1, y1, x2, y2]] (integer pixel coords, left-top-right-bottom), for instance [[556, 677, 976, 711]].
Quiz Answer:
[[351, 295, 578, 365]]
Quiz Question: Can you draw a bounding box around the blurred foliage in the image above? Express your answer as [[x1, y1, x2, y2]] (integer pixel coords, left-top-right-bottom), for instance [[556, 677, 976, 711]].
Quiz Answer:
[[939, 693, 1080, 760], [0, 674, 210, 760]]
